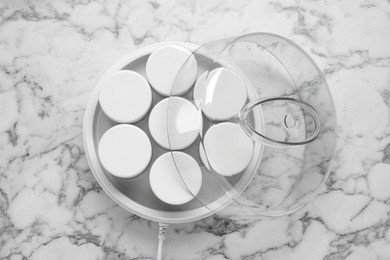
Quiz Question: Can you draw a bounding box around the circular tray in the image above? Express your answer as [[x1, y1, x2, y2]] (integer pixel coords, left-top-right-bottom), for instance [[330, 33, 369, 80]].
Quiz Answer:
[[83, 43, 264, 224]]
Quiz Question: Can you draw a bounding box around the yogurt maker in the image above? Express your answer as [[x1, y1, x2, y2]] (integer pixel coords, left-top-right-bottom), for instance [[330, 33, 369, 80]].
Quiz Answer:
[[83, 32, 337, 224]]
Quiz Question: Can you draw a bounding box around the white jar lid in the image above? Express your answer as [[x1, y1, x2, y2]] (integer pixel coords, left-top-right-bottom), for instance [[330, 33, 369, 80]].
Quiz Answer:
[[99, 70, 152, 123], [98, 124, 152, 178], [193, 68, 247, 121], [203, 122, 254, 176], [146, 45, 197, 96], [149, 152, 202, 205], [148, 97, 202, 150]]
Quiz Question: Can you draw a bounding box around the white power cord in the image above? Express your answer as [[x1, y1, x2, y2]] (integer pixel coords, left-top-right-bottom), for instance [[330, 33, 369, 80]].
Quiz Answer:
[[157, 223, 169, 260]]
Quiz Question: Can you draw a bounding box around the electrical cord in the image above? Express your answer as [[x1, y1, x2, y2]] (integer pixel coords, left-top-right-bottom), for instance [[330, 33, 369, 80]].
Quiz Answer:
[[157, 223, 169, 260]]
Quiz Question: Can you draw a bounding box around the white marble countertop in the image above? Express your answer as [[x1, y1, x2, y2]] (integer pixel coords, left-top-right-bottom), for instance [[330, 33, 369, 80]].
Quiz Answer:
[[1, 0, 390, 259]]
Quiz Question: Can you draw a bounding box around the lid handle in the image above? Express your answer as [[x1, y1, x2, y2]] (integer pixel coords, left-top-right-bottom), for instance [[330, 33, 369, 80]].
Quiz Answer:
[[239, 97, 321, 148]]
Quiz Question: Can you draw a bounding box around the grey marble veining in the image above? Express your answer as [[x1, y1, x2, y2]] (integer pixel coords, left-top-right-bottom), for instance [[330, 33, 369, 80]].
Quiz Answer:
[[1, 0, 390, 259]]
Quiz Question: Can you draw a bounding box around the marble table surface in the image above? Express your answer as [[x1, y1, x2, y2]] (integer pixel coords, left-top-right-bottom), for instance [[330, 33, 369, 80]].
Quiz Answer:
[[1, 0, 390, 259]]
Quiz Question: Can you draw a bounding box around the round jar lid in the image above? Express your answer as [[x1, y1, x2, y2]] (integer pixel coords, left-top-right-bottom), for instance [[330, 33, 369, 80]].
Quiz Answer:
[[98, 124, 152, 178], [99, 70, 152, 123], [149, 97, 202, 150], [202, 122, 254, 177], [194, 68, 247, 121], [149, 152, 202, 205], [146, 45, 198, 96]]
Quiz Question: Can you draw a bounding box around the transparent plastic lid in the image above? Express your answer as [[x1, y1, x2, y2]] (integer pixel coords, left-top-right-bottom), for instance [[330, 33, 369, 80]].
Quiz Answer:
[[166, 33, 337, 220]]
